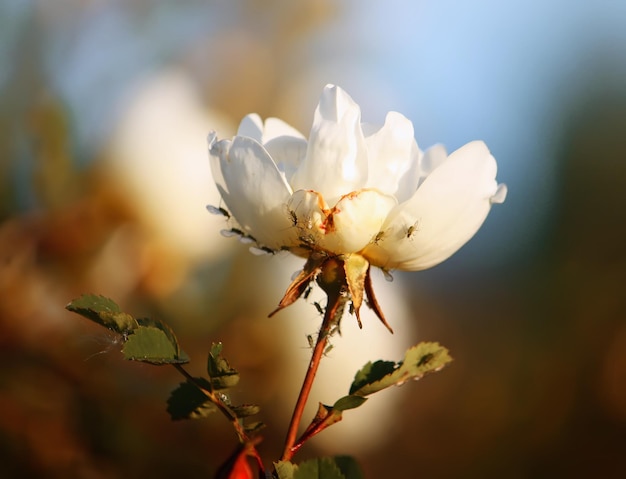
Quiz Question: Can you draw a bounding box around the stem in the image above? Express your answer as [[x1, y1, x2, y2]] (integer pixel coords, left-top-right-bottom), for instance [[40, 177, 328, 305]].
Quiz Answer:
[[281, 290, 344, 462], [172, 363, 250, 443], [173, 364, 266, 474]]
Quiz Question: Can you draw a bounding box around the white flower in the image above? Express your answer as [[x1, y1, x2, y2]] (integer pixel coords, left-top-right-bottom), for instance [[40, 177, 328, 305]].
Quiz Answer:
[[207, 84, 506, 328], [208, 84, 506, 269]]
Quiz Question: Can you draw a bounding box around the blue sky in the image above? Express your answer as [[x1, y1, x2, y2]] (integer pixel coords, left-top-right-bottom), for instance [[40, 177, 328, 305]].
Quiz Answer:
[[333, 0, 626, 271]]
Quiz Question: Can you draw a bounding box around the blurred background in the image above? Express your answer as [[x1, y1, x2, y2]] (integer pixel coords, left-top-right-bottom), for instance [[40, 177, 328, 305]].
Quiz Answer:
[[1, 0, 625, 477]]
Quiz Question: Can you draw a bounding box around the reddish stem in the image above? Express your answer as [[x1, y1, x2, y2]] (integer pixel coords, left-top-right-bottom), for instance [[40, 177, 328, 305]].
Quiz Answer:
[[281, 290, 343, 462]]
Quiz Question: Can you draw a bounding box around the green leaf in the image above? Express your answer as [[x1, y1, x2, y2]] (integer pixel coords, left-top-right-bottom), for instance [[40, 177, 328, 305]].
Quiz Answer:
[[136, 317, 185, 357], [230, 404, 261, 418], [243, 421, 266, 435], [166, 378, 217, 420], [333, 456, 365, 479], [274, 461, 297, 479], [349, 360, 396, 395], [294, 457, 346, 479], [276, 457, 363, 479], [207, 342, 240, 389], [349, 342, 452, 397], [332, 395, 367, 412], [66, 294, 137, 334], [122, 326, 189, 365]]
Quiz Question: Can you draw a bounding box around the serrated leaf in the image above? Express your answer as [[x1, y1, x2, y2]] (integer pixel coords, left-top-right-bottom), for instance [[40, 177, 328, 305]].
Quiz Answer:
[[207, 342, 240, 389], [276, 457, 363, 479], [332, 395, 367, 412], [243, 421, 266, 435], [349, 360, 396, 395], [274, 461, 296, 479], [66, 294, 137, 334], [211, 374, 240, 390], [231, 404, 260, 418], [294, 457, 346, 479], [122, 326, 189, 365], [167, 378, 217, 420], [333, 456, 365, 479], [136, 317, 183, 357], [349, 342, 452, 397], [210, 342, 223, 357]]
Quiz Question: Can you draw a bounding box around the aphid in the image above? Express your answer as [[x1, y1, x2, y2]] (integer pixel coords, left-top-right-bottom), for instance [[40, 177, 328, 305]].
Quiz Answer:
[[298, 234, 316, 248], [220, 227, 245, 238], [249, 245, 275, 256], [286, 207, 298, 227], [324, 344, 334, 356], [303, 285, 313, 300], [301, 215, 313, 230], [238, 234, 256, 244], [306, 334, 315, 348], [406, 220, 420, 239], [313, 301, 324, 315], [221, 228, 256, 244], [206, 204, 231, 219], [329, 322, 342, 337], [417, 352, 434, 367], [371, 229, 387, 245]]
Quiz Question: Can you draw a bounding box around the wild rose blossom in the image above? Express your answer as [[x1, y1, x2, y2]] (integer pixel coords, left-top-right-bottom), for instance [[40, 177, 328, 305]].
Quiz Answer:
[[207, 84, 506, 329]]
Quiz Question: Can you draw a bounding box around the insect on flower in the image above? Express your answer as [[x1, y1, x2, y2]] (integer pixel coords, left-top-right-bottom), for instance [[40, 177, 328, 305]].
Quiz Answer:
[[207, 84, 507, 329], [405, 220, 420, 239], [206, 204, 231, 219]]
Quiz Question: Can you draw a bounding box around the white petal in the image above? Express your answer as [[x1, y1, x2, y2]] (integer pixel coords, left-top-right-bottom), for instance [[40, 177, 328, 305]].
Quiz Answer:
[[264, 135, 308, 184], [395, 143, 447, 203], [363, 141, 500, 271], [288, 189, 396, 255], [248, 116, 308, 184], [394, 141, 424, 203], [287, 189, 329, 247], [490, 183, 508, 204], [323, 189, 397, 254], [262, 117, 306, 143], [290, 85, 368, 204], [208, 134, 297, 249], [419, 144, 448, 182], [237, 113, 264, 141], [365, 111, 416, 195]]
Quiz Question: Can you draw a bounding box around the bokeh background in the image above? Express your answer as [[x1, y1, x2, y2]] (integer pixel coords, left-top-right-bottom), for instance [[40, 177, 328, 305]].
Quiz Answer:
[[1, 0, 626, 477]]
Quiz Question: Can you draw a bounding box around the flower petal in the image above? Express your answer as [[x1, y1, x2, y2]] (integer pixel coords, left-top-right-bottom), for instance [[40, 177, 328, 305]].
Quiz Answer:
[[323, 189, 397, 254], [287, 189, 329, 247], [264, 135, 308, 184], [393, 141, 424, 203], [418, 144, 448, 185], [237, 113, 264, 141], [208, 133, 297, 249], [262, 117, 306, 143], [290, 85, 368, 204], [365, 111, 417, 195], [490, 183, 508, 204], [395, 143, 447, 203], [363, 141, 501, 270]]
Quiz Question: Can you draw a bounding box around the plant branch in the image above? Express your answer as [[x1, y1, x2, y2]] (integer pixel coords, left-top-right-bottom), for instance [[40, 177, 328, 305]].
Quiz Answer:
[[281, 290, 345, 461], [172, 363, 250, 443]]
